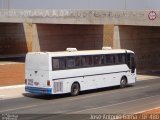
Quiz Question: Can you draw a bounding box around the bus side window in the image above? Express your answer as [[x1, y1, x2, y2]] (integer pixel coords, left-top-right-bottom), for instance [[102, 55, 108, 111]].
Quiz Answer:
[[117, 54, 126, 64], [106, 55, 115, 65], [121, 54, 126, 64], [52, 58, 66, 70], [101, 55, 105, 65], [52, 58, 60, 70], [93, 55, 101, 66], [115, 54, 119, 64], [82, 56, 92, 67], [93, 55, 105, 66], [59, 58, 66, 69], [75, 56, 81, 67], [67, 57, 75, 68]]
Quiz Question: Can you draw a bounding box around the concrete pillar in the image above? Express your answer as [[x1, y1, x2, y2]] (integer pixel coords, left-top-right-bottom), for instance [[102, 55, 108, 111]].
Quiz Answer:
[[32, 24, 40, 52], [113, 25, 121, 49], [23, 23, 32, 52], [103, 25, 114, 48], [23, 23, 41, 52]]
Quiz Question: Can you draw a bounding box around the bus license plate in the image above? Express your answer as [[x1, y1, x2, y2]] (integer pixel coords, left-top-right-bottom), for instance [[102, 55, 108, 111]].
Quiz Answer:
[[28, 79, 33, 86]]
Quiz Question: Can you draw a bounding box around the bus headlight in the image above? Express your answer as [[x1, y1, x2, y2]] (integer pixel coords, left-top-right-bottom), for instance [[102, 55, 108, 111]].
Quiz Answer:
[[47, 80, 50, 86]]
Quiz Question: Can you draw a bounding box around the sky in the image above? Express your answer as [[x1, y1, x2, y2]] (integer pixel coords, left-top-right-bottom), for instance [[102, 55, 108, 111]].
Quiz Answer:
[[0, 0, 160, 10]]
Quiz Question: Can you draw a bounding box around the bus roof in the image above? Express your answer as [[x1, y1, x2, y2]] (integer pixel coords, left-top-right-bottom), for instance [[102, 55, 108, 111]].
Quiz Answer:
[[27, 49, 134, 57]]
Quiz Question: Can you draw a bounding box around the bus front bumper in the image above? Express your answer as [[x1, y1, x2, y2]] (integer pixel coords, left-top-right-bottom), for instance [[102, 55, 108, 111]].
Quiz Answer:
[[25, 86, 52, 94]]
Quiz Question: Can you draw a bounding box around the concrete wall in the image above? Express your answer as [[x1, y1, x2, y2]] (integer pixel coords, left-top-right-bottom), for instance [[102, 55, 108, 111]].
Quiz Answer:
[[0, 23, 103, 55], [0, 23, 28, 55], [113, 25, 160, 71], [0, 22, 160, 72], [35, 24, 103, 51]]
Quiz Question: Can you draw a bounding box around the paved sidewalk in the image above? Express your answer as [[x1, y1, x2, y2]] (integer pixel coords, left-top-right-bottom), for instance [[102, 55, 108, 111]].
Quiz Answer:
[[0, 63, 25, 86], [0, 85, 25, 100], [137, 75, 160, 81]]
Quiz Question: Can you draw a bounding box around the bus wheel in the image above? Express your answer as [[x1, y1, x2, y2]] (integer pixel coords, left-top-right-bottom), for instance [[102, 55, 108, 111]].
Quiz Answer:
[[120, 77, 127, 88], [71, 82, 80, 96]]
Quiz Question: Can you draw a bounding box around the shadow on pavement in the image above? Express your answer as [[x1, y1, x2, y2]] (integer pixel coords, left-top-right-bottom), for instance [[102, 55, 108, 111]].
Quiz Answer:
[[22, 85, 133, 100]]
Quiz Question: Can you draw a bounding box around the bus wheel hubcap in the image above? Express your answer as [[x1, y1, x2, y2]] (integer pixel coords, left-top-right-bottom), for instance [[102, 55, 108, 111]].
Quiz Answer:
[[121, 78, 126, 87]]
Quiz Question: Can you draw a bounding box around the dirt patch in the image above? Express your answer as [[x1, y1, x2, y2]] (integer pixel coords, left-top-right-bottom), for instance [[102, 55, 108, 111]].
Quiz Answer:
[[120, 108, 160, 120], [141, 108, 160, 114], [0, 63, 25, 86], [134, 108, 160, 120]]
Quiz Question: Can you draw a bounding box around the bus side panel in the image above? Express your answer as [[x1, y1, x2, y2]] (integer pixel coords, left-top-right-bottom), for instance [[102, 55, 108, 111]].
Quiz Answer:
[[95, 72, 129, 88], [51, 71, 102, 93], [52, 77, 85, 94], [51, 64, 133, 94]]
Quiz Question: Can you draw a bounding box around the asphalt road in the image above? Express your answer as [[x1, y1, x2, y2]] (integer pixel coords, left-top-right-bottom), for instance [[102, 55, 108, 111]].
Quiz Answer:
[[0, 78, 160, 120]]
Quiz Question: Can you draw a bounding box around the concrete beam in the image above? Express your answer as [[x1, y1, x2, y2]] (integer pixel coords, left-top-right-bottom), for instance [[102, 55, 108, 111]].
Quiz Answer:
[[0, 10, 160, 26]]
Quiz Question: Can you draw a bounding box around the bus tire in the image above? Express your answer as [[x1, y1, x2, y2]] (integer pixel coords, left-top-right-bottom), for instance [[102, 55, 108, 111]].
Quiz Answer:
[[120, 76, 127, 88], [71, 82, 80, 96]]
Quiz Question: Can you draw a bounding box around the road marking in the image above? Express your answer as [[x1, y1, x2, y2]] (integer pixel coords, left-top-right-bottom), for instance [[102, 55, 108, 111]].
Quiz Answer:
[[116, 99, 160, 113], [49, 110, 68, 114], [0, 105, 37, 113], [62, 86, 150, 102], [135, 106, 160, 114], [0, 86, 150, 113], [70, 94, 160, 113]]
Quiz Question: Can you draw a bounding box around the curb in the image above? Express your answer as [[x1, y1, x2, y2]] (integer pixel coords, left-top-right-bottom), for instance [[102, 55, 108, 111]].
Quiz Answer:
[[137, 75, 160, 81], [0, 84, 25, 90]]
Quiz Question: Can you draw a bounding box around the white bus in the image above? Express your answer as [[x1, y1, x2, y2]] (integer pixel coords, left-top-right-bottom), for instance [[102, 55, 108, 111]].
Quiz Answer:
[[25, 48, 136, 96]]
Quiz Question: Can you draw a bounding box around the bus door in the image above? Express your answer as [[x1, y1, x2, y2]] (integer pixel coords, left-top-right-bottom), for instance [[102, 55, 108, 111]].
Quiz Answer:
[[130, 54, 136, 74], [127, 53, 136, 82]]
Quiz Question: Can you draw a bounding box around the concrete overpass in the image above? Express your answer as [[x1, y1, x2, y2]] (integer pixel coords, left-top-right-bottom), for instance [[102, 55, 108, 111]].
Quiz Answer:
[[0, 9, 160, 71], [0, 10, 160, 25]]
